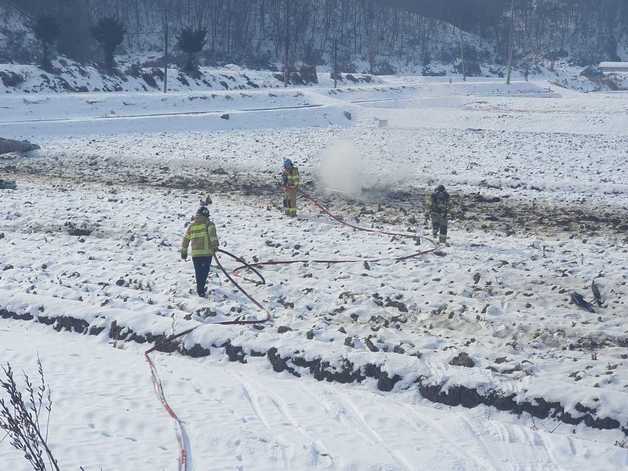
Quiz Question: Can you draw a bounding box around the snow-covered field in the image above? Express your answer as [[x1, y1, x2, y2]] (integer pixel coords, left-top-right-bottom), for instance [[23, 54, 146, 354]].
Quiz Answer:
[[1, 79, 627, 470]]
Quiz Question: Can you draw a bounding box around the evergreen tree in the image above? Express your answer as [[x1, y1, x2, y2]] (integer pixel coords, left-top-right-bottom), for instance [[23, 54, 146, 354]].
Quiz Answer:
[[177, 27, 207, 74], [91, 16, 126, 71], [33, 15, 60, 70]]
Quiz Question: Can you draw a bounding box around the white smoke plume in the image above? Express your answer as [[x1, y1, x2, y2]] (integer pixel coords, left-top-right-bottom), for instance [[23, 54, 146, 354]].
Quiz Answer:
[[317, 137, 412, 198], [318, 140, 364, 197]]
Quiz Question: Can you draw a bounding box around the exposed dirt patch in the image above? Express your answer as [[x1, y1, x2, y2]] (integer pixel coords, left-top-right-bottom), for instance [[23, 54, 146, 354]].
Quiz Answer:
[[3, 155, 627, 240], [369, 187, 628, 239]]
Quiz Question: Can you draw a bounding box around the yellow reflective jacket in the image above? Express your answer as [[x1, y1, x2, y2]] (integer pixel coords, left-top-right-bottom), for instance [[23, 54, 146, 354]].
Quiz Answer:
[[283, 167, 300, 189], [181, 216, 219, 258]]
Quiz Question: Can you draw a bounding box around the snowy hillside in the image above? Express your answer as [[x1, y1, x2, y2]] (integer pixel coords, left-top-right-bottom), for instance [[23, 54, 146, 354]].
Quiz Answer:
[[0, 55, 379, 94], [0, 59, 279, 93], [1, 77, 627, 469], [2, 1, 627, 94], [0, 2, 35, 63]]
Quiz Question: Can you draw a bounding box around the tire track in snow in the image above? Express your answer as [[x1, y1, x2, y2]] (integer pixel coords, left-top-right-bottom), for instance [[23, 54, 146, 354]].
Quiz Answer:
[[458, 413, 519, 471], [236, 378, 292, 468], [401, 403, 498, 471], [328, 390, 414, 471], [495, 419, 561, 471], [229, 370, 335, 469]]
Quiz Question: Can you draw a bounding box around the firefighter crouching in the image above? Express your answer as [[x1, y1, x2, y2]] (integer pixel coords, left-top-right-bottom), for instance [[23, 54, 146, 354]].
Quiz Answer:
[[282, 159, 300, 217], [181, 206, 220, 298]]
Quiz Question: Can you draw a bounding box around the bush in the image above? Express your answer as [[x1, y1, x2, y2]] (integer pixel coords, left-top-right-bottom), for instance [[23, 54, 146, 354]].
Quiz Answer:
[[373, 61, 396, 75], [0, 360, 61, 471], [0, 71, 26, 88]]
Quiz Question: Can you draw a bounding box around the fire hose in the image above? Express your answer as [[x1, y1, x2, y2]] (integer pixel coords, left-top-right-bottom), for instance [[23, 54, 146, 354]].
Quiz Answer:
[[146, 190, 438, 471], [232, 190, 438, 274], [144, 253, 272, 471], [145, 330, 195, 471], [301, 190, 436, 243], [213, 250, 272, 323]]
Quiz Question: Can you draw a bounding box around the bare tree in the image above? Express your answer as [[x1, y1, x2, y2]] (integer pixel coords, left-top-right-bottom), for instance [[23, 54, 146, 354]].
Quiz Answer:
[[8, 0, 628, 71]]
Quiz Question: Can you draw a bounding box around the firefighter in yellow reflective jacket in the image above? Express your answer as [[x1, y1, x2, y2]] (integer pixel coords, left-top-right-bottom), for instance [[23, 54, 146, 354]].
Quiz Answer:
[[282, 159, 300, 217], [181, 206, 220, 297]]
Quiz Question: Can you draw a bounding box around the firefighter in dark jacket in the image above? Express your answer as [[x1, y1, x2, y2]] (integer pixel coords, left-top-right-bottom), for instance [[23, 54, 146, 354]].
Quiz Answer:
[[428, 185, 450, 244], [181, 206, 220, 297]]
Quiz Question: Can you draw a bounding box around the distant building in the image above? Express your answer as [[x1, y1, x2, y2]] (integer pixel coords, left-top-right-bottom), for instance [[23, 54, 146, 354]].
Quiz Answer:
[[599, 62, 628, 73]]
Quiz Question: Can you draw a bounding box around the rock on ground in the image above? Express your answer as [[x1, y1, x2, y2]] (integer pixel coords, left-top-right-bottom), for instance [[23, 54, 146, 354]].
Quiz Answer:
[[0, 137, 40, 155]]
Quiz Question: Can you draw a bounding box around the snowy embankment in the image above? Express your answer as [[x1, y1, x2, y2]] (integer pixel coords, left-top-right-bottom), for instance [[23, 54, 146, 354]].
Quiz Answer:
[[1, 80, 627, 468], [4, 320, 625, 471], [1, 277, 627, 436], [0, 58, 376, 94], [0, 60, 283, 93]]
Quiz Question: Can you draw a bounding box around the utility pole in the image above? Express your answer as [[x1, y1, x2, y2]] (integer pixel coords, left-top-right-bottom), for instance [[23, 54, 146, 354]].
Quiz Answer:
[[459, 28, 466, 81], [333, 37, 338, 89], [284, 0, 290, 87], [163, 5, 169, 93], [506, 0, 515, 85]]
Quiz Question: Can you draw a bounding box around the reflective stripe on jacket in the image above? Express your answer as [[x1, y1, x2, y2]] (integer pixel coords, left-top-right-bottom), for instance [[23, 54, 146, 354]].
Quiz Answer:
[[283, 167, 300, 189], [430, 190, 450, 216], [181, 216, 219, 258]]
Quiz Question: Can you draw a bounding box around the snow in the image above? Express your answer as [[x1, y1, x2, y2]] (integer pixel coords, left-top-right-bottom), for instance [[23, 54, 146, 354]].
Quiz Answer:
[[1, 77, 628, 469], [1, 320, 626, 471], [0, 56, 378, 95], [0, 59, 287, 94], [599, 62, 628, 70]]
